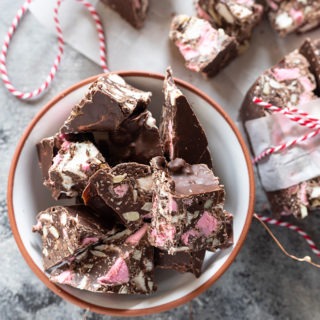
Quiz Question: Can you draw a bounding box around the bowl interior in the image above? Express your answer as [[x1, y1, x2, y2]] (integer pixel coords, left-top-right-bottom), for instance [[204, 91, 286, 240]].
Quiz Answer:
[[10, 74, 253, 312]]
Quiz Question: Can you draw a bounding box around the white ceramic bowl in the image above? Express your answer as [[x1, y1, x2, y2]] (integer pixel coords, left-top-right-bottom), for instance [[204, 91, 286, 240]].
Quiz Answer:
[[7, 72, 254, 316]]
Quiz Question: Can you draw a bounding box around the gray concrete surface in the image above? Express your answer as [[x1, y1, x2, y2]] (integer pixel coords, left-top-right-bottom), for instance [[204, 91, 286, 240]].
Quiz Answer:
[[0, 1, 319, 319]]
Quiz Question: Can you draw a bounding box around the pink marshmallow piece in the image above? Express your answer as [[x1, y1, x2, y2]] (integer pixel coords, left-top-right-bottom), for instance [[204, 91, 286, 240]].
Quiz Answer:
[[58, 133, 67, 141], [81, 237, 99, 246], [113, 184, 129, 197], [196, 211, 218, 236], [290, 8, 304, 25], [81, 163, 91, 171], [176, 42, 199, 61], [266, 0, 279, 11], [298, 182, 308, 206], [52, 154, 62, 166], [125, 224, 148, 245], [133, 0, 141, 9], [169, 197, 178, 212], [181, 229, 200, 245], [150, 224, 176, 247], [272, 68, 300, 82], [61, 140, 71, 151], [52, 270, 73, 285], [299, 92, 314, 106], [299, 76, 315, 92], [196, 4, 212, 22], [98, 257, 129, 285]]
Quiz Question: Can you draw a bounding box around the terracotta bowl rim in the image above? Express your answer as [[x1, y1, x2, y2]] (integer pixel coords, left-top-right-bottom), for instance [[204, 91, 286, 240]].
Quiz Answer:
[[7, 71, 255, 316]]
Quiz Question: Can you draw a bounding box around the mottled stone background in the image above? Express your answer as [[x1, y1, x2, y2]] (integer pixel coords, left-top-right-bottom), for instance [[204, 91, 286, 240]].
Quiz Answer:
[[1, 1, 319, 319]]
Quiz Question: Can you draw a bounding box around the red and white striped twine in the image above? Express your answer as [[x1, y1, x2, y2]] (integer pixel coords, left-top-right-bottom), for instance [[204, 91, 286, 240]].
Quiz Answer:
[[253, 97, 320, 130], [252, 97, 320, 164], [0, 0, 108, 100], [77, 0, 108, 73], [252, 98, 320, 266], [255, 213, 320, 258], [253, 128, 320, 164]]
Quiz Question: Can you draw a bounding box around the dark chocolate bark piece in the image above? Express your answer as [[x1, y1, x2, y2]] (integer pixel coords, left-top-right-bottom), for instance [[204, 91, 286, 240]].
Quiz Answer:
[[149, 157, 232, 253], [300, 38, 320, 95], [169, 15, 238, 77], [240, 49, 320, 219], [50, 224, 156, 294], [94, 110, 163, 166], [160, 67, 213, 168], [196, 0, 263, 50], [266, 0, 320, 37], [240, 50, 317, 122], [154, 248, 206, 278], [60, 74, 151, 134], [83, 163, 153, 230], [101, 0, 149, 29], [44, 140, 106, 200], [32, 205, 117, 271]]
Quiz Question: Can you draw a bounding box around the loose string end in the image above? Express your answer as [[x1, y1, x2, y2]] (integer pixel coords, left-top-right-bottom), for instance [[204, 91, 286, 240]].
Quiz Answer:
[[253, 213, 320, 269]]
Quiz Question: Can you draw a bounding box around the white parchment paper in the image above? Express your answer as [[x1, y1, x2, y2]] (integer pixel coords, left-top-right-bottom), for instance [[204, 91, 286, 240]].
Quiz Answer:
[[246, 99, 320, 191]]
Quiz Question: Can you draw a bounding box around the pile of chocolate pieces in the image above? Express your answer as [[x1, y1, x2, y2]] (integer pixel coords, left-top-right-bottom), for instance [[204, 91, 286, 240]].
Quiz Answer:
[[33, 67, 233, 295]]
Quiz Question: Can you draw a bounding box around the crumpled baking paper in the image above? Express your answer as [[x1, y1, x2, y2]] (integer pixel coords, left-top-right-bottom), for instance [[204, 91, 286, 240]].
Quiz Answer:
[[246, 98, 320, 191]]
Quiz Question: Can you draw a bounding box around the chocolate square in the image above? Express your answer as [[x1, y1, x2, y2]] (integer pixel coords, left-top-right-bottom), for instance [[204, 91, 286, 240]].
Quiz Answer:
[[148, 157, 232, 253], [83, 163, 153, 230]]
